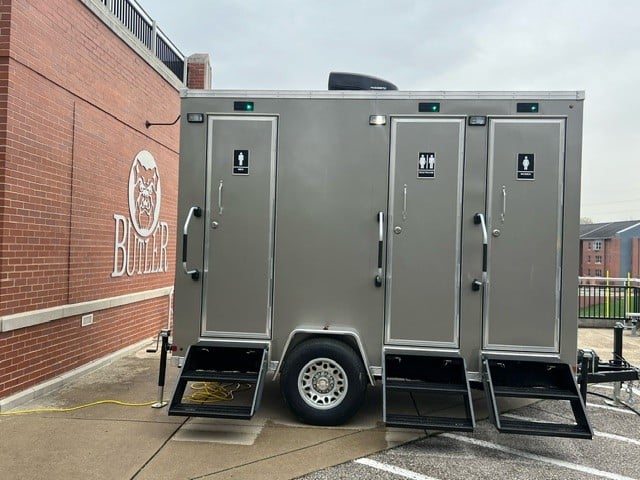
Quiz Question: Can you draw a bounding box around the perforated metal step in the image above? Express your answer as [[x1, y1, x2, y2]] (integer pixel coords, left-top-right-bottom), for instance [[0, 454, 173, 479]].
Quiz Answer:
[[483, 356, 593, 439], [169, 342, 268, 420], [383, 351, 475, 432]]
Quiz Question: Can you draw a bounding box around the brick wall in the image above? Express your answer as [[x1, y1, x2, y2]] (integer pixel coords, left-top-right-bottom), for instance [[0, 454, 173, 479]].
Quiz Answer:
[[0, 0, 184, 400], [580, 238, 620, 279], [186, 53, 211, 89], [632, 239, 640, 278], [605, 238, 621, 278], [580, 240, 602, 278]]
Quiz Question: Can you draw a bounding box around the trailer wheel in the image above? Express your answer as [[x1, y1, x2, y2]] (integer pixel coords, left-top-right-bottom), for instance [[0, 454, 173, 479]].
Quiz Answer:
[[280, 338, 367, 426]]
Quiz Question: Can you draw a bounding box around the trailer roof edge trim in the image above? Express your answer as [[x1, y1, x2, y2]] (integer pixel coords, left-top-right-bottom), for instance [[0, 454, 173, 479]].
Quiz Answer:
[[180, 89, 585, 100]]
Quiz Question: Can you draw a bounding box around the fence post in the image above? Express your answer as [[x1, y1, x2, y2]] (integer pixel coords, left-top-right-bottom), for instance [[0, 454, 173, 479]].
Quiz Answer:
[[626, 272, 631, 316], [151, 20, 157, 55], [605, 271, 610, 318]]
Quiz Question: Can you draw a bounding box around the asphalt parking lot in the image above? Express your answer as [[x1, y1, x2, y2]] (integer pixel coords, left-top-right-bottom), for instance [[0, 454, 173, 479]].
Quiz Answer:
[[0, 328, 638, 480], [299, 389, 640, 480]]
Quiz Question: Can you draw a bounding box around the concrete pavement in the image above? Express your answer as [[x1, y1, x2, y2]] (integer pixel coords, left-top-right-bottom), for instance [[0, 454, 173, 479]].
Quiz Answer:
[[0, 328, 638, 479]]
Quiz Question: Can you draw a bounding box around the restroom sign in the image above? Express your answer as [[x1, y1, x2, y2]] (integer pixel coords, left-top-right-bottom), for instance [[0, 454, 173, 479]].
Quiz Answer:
[[517, 153, 534, 180], [418, 152, 436, 179], [233, 149, 250, 175]]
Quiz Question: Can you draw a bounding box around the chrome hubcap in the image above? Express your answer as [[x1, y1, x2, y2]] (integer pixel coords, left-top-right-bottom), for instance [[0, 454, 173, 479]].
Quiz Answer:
[[298, 358, 348, 410]]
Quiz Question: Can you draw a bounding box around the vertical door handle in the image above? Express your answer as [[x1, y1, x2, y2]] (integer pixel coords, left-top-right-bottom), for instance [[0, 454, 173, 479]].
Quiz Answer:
[[217, 180, 224, 215], [501, 185, 506, 224], [182, 206, 202, 281], [402, 184, 408, 220], [375, 211, 384, 287], [473, 213, 488, 290]]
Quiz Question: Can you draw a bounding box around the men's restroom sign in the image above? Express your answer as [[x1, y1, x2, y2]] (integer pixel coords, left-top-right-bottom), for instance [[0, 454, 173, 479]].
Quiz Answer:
[[418, 152, 436, 179], [233, 149, 250, 175], [517, 153, 534, 180]]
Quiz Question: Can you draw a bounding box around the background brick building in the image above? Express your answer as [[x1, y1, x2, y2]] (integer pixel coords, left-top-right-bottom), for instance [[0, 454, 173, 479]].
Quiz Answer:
[[580, 221, 640, 279], [0, 0, 210, 406]]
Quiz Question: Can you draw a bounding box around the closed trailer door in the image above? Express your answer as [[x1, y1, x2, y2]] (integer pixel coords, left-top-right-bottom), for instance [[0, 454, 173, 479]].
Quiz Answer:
[[483, 118, 565, 352], [203, 116, 277, 338], [386, 117, 466, 347]]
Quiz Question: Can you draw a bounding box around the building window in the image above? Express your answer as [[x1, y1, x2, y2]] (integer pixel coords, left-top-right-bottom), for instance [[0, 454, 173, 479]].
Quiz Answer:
[[595, 255, 602, 264], [587, 255, 591, 263], [593, 240, 602, 251], [588, 268, 592, 276], [588, 242, 592, 250], [595, 269, 602, 277]]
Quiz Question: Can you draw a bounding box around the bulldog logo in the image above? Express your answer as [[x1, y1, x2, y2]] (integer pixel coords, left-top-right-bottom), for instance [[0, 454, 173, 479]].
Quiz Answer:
[[128, 151, 161, 237]]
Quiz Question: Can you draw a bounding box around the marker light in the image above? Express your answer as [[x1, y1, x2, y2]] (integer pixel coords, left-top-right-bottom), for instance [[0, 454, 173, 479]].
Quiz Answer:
[[187, 113, 204, 123], [419, 102, 440, 113], [234, 101, 255, 111], [468, 116, 487, 126], [369, 115, 387, 125]]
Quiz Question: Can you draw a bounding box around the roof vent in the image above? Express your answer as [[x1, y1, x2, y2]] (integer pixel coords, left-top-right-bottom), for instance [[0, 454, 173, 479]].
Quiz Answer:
[[328, 72, 398, 91]]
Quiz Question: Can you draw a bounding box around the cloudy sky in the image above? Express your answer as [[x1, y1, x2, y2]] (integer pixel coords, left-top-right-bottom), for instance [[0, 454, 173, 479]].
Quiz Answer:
[[146, 0, 640, 223]]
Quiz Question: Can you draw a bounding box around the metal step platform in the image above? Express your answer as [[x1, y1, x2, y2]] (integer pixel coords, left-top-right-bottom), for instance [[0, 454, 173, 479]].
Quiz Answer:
[[483, 356, 593, 439], [169, 342, 269, 420], [383, 351, 475, 432]]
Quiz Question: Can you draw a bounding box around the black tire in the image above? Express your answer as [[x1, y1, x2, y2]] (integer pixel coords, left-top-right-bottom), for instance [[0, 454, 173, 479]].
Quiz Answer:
[[280, 337, 367, 426]]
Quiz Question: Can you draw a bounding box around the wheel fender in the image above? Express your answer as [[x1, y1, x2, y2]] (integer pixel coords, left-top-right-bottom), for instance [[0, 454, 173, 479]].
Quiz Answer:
[[274, 328, 374, 385]]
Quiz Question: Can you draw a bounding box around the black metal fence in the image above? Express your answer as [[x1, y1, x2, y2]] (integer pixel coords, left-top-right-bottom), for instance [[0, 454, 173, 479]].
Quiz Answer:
[[100, 0, 185, 82], [578, 279, 640, 320]]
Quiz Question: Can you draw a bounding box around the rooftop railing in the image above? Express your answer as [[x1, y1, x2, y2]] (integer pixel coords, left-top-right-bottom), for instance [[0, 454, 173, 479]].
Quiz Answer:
[[101, 0, 185, 82]]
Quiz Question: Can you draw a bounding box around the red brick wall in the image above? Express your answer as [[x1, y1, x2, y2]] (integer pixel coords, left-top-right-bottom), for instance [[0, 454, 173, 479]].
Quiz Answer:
[[580, 240, 602, 278], [0, 297, 168, 396], [605, 238, 621, 278], [0, 0, 182, 399], [186, 54, 211, 89], [632, 239, 640, 279]]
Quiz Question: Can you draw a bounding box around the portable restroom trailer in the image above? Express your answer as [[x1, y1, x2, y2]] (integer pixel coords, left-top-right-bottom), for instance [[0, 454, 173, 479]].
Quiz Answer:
[[171, 75, 591, 438]]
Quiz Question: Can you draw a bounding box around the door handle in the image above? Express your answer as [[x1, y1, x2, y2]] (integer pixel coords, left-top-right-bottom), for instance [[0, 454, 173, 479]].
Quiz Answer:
[[217, 180, 224, 216], [182, 206, 202, 281], [402, 184, 408, 220], [375, 211, 384, 287], [473, 213, 488, 290], [500, 185, 506, 224]]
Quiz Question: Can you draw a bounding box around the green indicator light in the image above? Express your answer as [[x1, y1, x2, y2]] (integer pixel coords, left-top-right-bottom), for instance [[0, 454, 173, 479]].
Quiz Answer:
[[234, 101, 255, 112], [517, 102, 539, 113], [418, 102, 441, 113]]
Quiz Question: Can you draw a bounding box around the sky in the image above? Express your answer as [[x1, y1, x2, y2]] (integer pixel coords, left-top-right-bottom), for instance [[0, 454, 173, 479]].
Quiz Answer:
[[145, 0, 640, 223]]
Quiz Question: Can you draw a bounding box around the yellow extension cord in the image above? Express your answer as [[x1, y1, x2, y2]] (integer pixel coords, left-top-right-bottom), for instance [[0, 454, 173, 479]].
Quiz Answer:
[[0, 382, 250, 416], [185, 382, 251, 404]]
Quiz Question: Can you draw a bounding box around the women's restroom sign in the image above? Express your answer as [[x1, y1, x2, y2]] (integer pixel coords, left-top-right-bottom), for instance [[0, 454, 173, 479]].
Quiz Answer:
[[233, 150, 250, 175], [517, 153, 534, 180], [417, 152, 436, 178]]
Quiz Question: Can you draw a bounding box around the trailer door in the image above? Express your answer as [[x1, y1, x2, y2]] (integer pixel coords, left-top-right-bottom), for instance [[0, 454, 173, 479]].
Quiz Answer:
[[385, 117, 466, 347], [483, 118, 565, 352], [203, 116, 277, 338]]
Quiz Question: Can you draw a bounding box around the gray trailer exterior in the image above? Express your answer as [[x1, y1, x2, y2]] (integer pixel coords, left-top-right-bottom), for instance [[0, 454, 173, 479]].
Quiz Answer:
[[171, 89, 590, 437]]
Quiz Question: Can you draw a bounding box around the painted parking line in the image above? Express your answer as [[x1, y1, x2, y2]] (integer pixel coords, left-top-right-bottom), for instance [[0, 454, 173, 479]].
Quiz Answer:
[[355, 458, 440, 480], [587, 402, 636, 414], [595, 431, 640, 446], [591, 383, 640, 396], [442, 433, 636, 480], [504, 413, 640, 447]]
